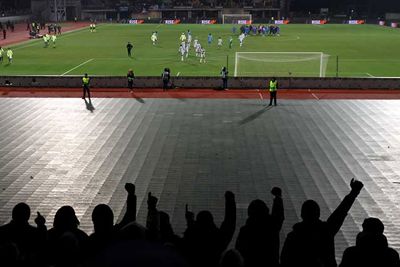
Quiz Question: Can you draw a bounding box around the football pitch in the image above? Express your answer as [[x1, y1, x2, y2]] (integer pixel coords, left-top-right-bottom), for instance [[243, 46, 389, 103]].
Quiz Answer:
[[2, 23, 400, 77]]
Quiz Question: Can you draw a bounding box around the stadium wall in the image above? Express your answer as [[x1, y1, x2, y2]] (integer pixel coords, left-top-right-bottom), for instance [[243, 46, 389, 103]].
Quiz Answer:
[[0, 76, 399, 89]]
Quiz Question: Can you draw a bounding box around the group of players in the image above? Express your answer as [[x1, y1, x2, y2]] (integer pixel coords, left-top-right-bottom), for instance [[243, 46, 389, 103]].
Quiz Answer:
[[178, 31, 206, 63], [239, 24, 281, 36], [175, 30, 245, 63], [43, 34, 57, 48]]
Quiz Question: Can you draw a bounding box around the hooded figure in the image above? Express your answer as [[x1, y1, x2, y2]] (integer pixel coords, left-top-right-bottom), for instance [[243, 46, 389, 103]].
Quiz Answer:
[[339, 217, 400, 267]]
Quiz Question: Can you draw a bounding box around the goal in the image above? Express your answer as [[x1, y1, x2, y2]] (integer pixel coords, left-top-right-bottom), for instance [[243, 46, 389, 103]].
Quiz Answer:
[[222, 14, 252, 24], [234, 52, 330, 77]]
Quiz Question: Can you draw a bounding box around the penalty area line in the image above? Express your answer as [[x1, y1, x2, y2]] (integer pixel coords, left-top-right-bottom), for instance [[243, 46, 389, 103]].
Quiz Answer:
[[61, 59, 94, 76]]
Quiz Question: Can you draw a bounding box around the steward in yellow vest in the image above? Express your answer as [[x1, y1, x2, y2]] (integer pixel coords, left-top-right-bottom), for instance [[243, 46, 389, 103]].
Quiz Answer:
[[268, 77, 278, 106], [82, 73, 91, 100]]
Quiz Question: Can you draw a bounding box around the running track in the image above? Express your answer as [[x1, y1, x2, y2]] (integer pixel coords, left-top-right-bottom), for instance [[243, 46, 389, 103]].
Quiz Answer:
[[1, 88, 400, 99]]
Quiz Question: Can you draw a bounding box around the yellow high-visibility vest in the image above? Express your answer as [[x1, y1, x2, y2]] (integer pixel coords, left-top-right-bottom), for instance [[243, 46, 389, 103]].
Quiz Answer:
[[82, 77, 90, 85], [269, 80, 277, 92]]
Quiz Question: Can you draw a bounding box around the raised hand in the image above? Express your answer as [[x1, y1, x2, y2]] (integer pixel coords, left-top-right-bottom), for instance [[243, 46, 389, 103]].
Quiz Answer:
[[350, 178, 364, 194], [34, 212, 46, 226], [271, 187, 282, 197], [147, 192, 158, 209], [125, 183, 135, 195]]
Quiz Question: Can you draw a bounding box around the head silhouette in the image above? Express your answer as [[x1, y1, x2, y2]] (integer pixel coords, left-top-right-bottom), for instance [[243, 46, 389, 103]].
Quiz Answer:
[[196, 210, 216, 229], [53, 205, 80, 231], [301, 200, 320, 222], [12, 202, 30, 223], [92, 204, 114, 233], [362, 217, 384, 234], [247, 199, 269, 219]]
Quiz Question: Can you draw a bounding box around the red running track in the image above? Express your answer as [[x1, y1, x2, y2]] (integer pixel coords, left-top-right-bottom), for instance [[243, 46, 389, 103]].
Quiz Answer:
[[1, 88, 400, 99]]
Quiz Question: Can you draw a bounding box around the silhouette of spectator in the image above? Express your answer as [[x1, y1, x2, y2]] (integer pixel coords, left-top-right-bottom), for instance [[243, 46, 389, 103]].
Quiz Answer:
[[0, 202, 46, 267], [280, 179, 364, 267], [183, 191, 236, 267], [219, 249, 244, 267], [235, 187, 284, 267], [145, 192, 182, 247], [47, 205, 88, 267], [86, 183, 138, 263], [146, 192, 161, 241], [339, 217, 400, 267]]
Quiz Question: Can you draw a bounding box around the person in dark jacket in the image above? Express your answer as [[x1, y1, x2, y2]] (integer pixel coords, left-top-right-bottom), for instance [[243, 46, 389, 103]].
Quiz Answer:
[[162, 68, 171, 91], [87, 183, 137, 259], [339, 217, 400, 267], [183, 191, 236, 267], [127, 69, 135, 92], [235, 187, 284, 267], [0, 203, 47, 267], [280, 179, 364, 267], [47, 206, 89, 267]]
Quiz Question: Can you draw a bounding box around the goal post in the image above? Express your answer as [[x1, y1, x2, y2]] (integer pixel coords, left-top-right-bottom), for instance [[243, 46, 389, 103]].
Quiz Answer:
[[222, 14, 252, 24], [234, 52, 330, 77]]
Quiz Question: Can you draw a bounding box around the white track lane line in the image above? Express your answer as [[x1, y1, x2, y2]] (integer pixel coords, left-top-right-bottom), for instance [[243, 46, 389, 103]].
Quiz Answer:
[[308, 89, 320, 100]]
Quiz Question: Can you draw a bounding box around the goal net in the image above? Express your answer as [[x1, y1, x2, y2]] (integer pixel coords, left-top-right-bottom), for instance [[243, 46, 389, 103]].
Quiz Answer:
[[222, 14, 252, 24], [234, 52, 330, 77]]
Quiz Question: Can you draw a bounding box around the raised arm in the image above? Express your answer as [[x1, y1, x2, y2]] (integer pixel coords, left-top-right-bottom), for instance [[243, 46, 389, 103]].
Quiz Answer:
[[117, 183, 137, 229], [219, 191, 236, 248], [271, 187, 284, 231], [327, 179, 364, 236], [146, 192, 160, 241]]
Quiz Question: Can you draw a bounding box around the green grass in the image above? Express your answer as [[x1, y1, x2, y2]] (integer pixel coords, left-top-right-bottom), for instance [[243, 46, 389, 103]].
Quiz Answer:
[[2, 23, 400, 77]]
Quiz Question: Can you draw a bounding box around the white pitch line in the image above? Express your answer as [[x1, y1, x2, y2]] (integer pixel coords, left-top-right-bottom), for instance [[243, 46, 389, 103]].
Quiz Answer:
[[177, 72, 180, 76], [366, 72, 375, 78], [61, 58, 94, 76]]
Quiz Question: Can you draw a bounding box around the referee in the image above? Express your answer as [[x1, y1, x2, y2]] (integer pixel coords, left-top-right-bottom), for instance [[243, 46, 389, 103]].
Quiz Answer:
[[82, 73, 91, 100]]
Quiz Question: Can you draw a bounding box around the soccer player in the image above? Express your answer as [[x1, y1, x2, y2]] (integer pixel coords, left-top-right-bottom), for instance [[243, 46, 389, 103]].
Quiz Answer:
[[187, 31, 192, 46], [207, 33, 213, 44], [0, 46, 4, 64], [126, 42, 133, 57], [229, 36, 233, 48], [43, 34, 49, 48], [193, 37, 199, 49], [195, 43, 202, 57], [151, 32, 157, 45], [92, 23, 96, 32], [185, 41, 190, 58], [51, 34, 57, 48], [217, 37, 223, 48], [6, 48, 13, 64], [180, 32, 187, 42], [179, 43, 185, 61], [239, 33, 245, 47], [200, 47, 206, 63]]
